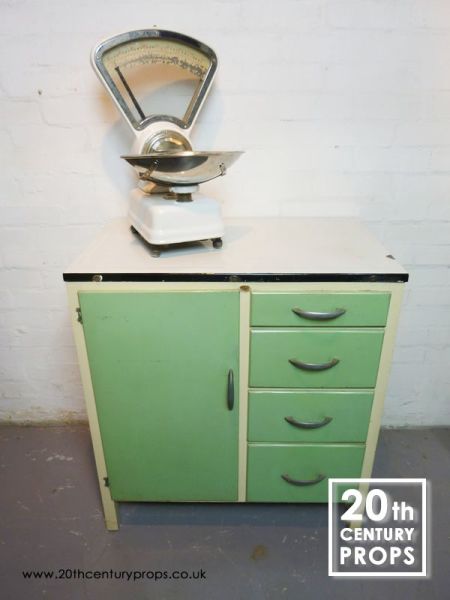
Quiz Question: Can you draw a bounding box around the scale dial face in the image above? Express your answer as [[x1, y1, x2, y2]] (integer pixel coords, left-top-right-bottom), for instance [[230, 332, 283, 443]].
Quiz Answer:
[[92, 30, 217, 131]]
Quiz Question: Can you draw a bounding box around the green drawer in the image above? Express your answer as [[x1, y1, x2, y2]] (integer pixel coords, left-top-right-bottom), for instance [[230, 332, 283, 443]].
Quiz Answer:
[[248, 390, 373, 443], [251, 292, 390, 327], [247, 444, 365, 502], [250, 329, 384, 388]]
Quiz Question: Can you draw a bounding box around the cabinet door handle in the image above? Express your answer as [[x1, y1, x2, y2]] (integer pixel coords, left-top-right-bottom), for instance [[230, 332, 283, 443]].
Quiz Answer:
[[284, 415, 332, 429], [289, 357, 339, 371], [227, 369, 234, 411], [292, 307, 346, 321], [281, 473, 326, 486]]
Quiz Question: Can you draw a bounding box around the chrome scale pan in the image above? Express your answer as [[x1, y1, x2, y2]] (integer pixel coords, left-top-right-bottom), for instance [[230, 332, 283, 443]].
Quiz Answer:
[[122, 151, 243, 186]]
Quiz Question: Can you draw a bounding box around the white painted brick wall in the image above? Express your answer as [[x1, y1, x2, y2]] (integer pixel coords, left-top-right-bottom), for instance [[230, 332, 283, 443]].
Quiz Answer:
[[1, 0, 449, 425]]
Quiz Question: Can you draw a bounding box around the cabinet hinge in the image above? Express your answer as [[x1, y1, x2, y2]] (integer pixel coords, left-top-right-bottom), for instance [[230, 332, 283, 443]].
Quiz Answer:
[[76, 307, 83, 324], [103, 476, 109, 488]]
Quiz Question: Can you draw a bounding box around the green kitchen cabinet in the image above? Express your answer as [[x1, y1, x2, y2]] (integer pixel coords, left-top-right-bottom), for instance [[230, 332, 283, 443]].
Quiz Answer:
[[79, 291, 240, 502], [65, 217, 407, 529]]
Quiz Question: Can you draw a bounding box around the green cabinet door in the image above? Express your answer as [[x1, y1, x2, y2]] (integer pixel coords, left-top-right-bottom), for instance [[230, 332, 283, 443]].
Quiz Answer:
[[79, 291, 240, 502]]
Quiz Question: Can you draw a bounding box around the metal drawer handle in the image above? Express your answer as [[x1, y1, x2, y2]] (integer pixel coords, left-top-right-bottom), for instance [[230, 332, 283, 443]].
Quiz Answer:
[[289, 357, 339, 371], [292, 307, 346, 321], [227, 369, 234, 411], [284, 415, 332, 429], [281, 473, 326, 487]]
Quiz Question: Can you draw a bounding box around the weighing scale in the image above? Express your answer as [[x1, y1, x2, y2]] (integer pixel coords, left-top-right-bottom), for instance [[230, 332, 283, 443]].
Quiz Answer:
[[91, 29, 243, 256]]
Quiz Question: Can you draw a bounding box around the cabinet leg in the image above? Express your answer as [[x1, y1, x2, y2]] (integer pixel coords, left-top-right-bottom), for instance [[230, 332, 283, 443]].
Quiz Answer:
[[105, 512, 119, 531], [101, 489, 119, 531]]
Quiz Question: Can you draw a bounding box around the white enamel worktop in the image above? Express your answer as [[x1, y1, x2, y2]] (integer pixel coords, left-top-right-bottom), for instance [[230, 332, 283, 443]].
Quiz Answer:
[[64, 217, 407, 282]]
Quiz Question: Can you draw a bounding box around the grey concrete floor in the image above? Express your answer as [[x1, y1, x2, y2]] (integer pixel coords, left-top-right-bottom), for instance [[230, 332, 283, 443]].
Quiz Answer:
[[0, 426, 448, 599]]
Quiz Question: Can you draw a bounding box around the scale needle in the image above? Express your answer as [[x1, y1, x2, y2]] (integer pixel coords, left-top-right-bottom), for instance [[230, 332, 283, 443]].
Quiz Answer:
[[115, 66, 146, 121]]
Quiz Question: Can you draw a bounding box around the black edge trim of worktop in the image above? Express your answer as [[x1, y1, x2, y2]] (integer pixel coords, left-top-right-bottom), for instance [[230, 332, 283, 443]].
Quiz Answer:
[[63, 272, 409, 283]]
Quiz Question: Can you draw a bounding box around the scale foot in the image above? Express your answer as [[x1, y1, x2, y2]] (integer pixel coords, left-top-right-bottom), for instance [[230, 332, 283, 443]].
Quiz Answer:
[[212, 237, 223, 249], [150, 247, 161, 258]]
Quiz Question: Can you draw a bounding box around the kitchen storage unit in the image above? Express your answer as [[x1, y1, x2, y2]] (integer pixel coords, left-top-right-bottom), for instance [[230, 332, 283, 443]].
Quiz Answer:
[[64, 218, 408, 530]]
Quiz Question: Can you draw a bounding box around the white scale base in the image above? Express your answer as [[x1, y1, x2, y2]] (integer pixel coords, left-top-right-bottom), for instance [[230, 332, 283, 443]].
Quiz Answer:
[[129, 188, 224, 248]]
